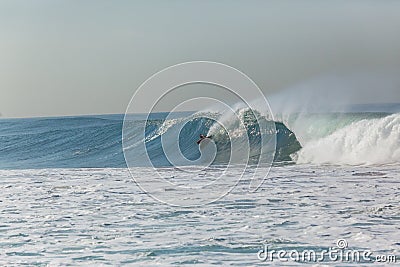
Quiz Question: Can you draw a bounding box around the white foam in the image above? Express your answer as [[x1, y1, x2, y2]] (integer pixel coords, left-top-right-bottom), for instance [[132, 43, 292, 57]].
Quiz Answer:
[[297, 113, 400, 165]]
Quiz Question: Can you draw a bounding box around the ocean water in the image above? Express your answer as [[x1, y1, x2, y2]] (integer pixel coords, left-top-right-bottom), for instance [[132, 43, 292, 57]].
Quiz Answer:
[[0, 108, 399, 265], [0, 166, 399, 266]]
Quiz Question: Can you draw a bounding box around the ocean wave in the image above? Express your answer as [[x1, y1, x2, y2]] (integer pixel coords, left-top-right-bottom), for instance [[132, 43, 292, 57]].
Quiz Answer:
[[0, 110, 398, 169]]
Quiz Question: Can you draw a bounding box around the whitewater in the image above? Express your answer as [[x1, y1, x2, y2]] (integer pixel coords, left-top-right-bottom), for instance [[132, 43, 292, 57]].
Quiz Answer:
[[296, 113, 400, 165], [0, 107, 399, 265]]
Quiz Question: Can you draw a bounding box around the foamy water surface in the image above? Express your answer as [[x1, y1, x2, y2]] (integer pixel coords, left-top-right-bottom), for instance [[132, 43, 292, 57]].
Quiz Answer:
[[0, 165, 399, 265]]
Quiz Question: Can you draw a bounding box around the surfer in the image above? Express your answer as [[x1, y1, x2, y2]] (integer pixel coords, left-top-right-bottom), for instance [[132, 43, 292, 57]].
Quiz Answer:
[[197, 134, 212, 145]]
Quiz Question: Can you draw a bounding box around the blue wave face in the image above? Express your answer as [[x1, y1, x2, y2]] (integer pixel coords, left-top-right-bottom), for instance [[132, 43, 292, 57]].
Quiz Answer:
[[0, 115, 126, 169], [0, 111, 299, 169]]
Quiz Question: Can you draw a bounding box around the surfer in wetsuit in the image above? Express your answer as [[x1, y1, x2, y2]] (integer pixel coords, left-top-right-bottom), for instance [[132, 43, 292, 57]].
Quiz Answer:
[[197, 134, 212, 145]]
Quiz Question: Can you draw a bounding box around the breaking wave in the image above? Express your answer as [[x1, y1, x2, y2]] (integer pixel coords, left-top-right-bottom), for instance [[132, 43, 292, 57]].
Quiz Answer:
[[0, 110, 398, 169], [295, 113, 400, 165]]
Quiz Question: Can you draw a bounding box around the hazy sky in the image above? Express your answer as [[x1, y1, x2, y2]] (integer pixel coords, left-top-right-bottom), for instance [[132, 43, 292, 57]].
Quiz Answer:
[[1, 0, 400, 118]]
